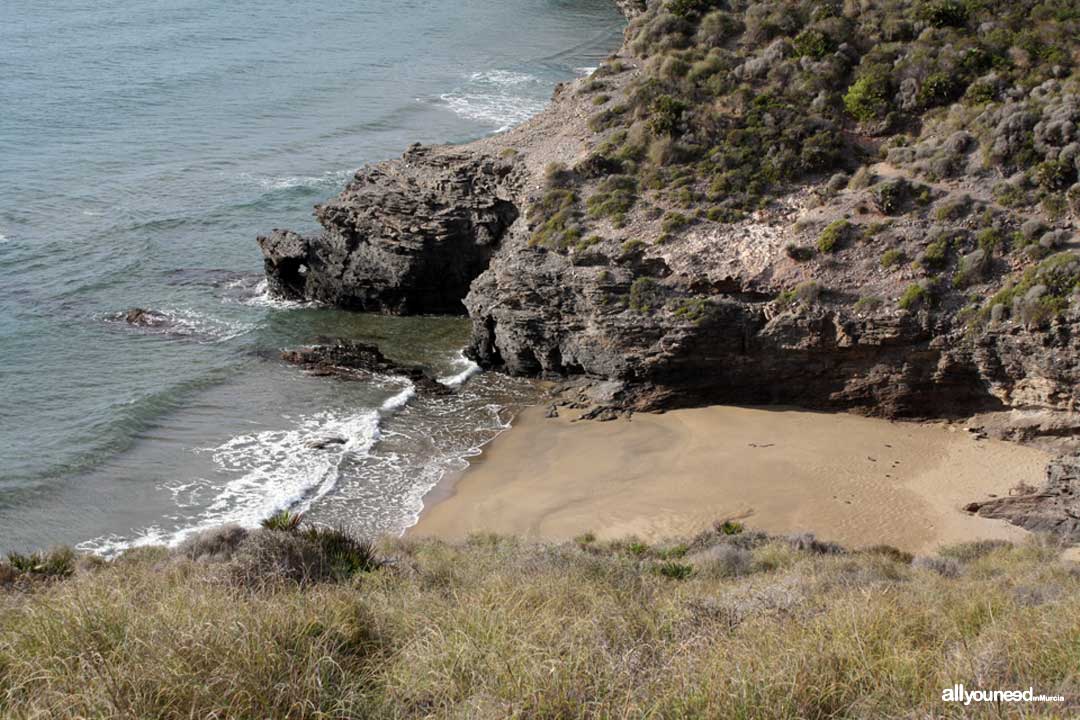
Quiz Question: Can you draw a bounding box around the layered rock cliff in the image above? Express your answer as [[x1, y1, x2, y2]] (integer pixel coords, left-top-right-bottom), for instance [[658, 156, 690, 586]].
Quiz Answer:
[[259, 0, 1080, 424]]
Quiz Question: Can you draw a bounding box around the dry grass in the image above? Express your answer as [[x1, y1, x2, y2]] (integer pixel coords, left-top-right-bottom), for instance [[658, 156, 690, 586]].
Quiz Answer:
[[1, 529, 1078, 718]]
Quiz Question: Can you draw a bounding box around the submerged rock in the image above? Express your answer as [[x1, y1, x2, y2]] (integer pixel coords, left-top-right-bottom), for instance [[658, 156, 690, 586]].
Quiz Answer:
[[281, 340, 451, 396], [120, 307, 172, 328]]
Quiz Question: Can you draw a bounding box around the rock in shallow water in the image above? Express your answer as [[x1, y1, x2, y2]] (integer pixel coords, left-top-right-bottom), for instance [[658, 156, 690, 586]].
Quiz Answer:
[[281, 340, 451, 396]]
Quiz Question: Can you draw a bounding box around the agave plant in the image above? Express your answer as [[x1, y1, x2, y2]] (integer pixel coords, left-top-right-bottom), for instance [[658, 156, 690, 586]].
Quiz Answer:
[[260, 509, 304, 532]]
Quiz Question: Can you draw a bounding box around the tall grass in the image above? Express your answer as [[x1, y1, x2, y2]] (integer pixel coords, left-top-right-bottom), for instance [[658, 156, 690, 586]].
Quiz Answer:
[[0, 530, 1078, 718]]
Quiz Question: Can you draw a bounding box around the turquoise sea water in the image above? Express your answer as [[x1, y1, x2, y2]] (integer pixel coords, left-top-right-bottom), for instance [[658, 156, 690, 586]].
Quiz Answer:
[[0, 0, 623, 553]]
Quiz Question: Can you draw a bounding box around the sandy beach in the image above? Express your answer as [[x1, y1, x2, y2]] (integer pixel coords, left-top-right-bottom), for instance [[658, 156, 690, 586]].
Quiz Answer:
[[413, 404, 1052, 552]]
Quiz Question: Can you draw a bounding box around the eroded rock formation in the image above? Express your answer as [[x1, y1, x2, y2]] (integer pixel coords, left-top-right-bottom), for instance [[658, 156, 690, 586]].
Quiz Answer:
[[964, 454, 1080, 541], [282, 340, 451, 396]]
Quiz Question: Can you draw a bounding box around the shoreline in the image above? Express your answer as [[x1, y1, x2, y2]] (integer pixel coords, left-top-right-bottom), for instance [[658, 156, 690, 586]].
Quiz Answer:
[[411, 403, 1051, 553]]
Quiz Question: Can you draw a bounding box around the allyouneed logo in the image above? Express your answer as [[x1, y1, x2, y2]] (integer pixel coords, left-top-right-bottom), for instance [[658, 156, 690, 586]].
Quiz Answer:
[[942, 684, 1065, 705]]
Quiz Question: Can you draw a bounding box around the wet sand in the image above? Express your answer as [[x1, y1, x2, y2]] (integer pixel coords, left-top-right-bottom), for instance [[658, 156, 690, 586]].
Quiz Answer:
[[412, 404, 1052, 552]]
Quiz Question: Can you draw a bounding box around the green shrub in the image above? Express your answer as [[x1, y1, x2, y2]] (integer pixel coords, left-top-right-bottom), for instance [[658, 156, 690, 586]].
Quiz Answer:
[[918, 73, 962, 108], [661, 211, 690, 233], [920, 236, 951, 270], [786, 243, 815, 261], [587, 175, 639, 225], [919, 0, 969, 28], [873, 179, 910, 214], [899, 283, 930, 310], [656, 561, 694, 580], [262, 510, 304, 532], [844, 66, 893, 123], [718, 520, 744, 535], [629, 277, 665, 312], [300, 526, 380, 580], [648, 95, 687, 136], [854, 294, 884, 312], [817, 220, 851, 253], [933, 195, 971, 221], [1035, 160, 1076, 191], [528, 189, 582, 250], [5, 547, 76, 579], [793, 27, 835, 59], [880, 249, 905, 268], [668, 0, 723, 19]]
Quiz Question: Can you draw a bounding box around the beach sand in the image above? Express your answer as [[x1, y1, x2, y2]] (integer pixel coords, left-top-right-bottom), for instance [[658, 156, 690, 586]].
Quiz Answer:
[[412, 404, 1052, 552]]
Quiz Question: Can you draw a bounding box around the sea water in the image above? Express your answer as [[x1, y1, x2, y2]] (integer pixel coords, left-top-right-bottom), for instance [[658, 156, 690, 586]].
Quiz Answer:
[[0, 0, 623, 553]]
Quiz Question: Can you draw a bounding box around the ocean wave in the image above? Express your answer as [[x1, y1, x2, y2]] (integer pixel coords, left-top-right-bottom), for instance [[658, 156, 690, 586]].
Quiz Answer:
[[237, 278, 318, 310], [80, 406, 384, 556], [438, 352, 481, 388], [437, 92, 548, 131], [237, 168, 355, 192], [380, 384, 416, 413], [469, 69, 537, 85], [575, 66, 598, 76], [105, 306, 255, 343], [436, 68, 548, 131]]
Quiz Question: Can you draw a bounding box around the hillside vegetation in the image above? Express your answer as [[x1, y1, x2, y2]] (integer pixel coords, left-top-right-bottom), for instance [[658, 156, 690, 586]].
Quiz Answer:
[[0, 520, 1078, 718], [533, 0, 1079, 322]]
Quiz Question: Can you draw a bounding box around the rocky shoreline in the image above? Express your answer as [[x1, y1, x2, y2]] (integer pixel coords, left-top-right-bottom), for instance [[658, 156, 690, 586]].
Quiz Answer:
[[257, 0, 1080, 538]]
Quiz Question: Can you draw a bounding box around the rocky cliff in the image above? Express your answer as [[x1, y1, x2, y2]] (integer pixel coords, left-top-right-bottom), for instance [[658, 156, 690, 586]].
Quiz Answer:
[[259, 0, 1080, 424]]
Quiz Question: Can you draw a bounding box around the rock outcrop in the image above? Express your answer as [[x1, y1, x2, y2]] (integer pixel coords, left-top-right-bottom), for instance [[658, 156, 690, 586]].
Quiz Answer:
[[964, 454, 1080, 541], [282, 340, 451, 396], [258, 146, 519, 315], [257, 0, 1080, 424]]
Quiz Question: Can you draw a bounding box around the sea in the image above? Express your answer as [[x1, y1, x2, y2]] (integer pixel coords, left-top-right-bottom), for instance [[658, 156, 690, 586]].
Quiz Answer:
[[0, 0, 624, 554]]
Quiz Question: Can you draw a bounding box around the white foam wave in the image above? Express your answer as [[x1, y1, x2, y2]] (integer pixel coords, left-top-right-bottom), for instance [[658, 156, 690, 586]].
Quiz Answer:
[[109, 307, 254, 343], [437, 69, 547, 131], [438, 352, 481, 388], [237, 168, 355, 192], [380, 384, 416, 413], [240, 278, 317, 309], [0, 233, 8, 244], [438, 93, 548, 131], [469, 70, 537, 85], [575, 66, 598, 76], [80, 408, 382, 556]]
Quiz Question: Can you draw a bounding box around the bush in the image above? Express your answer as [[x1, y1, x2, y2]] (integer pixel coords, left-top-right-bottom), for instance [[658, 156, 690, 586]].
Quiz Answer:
[[854, 294, 884, 311], [793, 27, 835, 59], [5, 547, 76, 579], [880, 248, 905, 268], [528, 189, 582, 250], [586, 175, 638, 225], [718, 520, 744, 535], [873, 179, 910, 215], [817, 219, 851, 253], [629, 276, 665, 312], [648, 95, 687, 136], [919, 0, 969, 28], [661, 211, 690, 233], [656, 561, 694, 580], [918, 73, 962, 108], [261, 510, 304, 532], [786, 243, 815, 261], [844, 66, 893, 123], [668, 0, 723, 18], [899, 283, 930, 310]]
